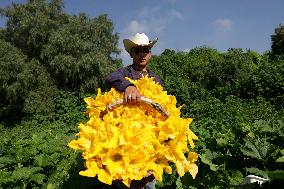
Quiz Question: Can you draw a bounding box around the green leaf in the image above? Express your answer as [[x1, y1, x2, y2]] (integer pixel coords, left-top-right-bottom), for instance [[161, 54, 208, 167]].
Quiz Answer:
[[0, 170, 13, 184], [240, 137, 275, 161], [216, 137, 228, 146], [199, 150, 218, 171], [176, 176, 183, 189], [276, 156, 284, 162], [245, 167, 269, 179], [30, 173, 46, 184], [176, 175, 197, 189], [228, 170, 243, 186]]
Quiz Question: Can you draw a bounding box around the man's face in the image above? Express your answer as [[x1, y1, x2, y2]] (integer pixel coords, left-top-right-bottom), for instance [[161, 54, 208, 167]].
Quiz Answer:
[[130, 46, 152, 67]]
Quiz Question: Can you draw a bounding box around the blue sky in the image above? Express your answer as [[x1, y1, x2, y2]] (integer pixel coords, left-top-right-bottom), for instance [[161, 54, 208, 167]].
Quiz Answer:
[[1, 0, 284, 65]]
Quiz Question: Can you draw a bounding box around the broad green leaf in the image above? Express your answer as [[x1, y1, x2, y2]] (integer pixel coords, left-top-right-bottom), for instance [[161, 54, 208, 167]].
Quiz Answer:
[[199, 150, 218, 171], [240, 137, 275, 161], [276, 156, 284, 162], [176, 176, 183, 189], [228, 170, 243, 186], [245, 167, 269, 179]]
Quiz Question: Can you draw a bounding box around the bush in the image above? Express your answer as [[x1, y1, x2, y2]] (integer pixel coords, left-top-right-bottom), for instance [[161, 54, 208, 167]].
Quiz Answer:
[[179, 96, 284, 188], [149, 47, 284, 188], [0, 39, 57, 123], [41, 14, 122, 92], [0, 121, 79, 189]]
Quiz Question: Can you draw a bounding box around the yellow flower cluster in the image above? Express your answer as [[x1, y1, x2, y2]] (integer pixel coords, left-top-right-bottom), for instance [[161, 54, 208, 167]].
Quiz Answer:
[[68, 76, 199, 187]]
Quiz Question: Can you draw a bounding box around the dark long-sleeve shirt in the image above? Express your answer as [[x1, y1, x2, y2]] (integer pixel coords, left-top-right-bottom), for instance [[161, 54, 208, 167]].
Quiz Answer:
[[105, 65, 163, 92]]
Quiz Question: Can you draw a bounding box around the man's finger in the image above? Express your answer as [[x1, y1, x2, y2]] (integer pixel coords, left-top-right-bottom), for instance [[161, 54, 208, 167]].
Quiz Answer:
[[124, 93, 129, 103], [137, 93, 141, 102], [127, 93, 132, 103], [131, 93, 137, 103]]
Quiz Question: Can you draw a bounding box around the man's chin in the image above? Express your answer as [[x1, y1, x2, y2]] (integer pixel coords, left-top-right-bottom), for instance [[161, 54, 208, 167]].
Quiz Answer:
[[137, 61, 147, 66]]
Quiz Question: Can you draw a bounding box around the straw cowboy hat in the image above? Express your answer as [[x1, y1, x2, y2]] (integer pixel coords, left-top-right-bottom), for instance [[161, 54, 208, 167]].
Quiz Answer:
[[123, 33, 158, 53]]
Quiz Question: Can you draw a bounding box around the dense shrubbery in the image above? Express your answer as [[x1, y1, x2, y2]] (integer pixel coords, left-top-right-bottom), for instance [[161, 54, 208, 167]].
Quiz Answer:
[[148, 47, 284, 188], [0, 121, 78, 189], [0, 39, 58, 122], [0, 0, 283, 188], [0, 0, 122, 122], [149, 47, 283, 108]]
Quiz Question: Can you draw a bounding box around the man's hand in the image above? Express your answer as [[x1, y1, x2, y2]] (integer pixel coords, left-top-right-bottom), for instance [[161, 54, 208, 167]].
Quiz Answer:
[[124, 86, 141, 104]]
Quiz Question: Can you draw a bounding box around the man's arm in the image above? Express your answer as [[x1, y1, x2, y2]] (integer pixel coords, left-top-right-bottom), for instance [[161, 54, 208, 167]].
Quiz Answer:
[[105, 67, 135, 92], [105, 67, 141, 103], [154, 76, 163, 86]]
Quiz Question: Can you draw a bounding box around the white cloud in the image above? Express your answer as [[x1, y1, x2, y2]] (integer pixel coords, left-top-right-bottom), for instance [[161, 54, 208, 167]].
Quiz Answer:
[[125, 20, 149, 34], [124, 7, 184, 36], [213, 18, 233, 31]]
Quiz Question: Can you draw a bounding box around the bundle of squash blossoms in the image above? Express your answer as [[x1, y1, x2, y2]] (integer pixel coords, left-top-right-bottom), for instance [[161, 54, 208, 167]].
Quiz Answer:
[[68, 76, 199, 187]]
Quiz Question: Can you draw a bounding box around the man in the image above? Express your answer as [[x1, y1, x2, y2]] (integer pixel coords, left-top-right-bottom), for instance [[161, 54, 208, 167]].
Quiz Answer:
[[105, 33, 162, 188], [106, 33, 163, 104]]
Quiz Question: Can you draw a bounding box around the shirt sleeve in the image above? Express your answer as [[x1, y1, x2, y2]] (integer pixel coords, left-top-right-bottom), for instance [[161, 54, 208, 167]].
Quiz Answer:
[[148, 70, 164, 87], [105, 67, 135, 92], [154, 75, 163, 86]]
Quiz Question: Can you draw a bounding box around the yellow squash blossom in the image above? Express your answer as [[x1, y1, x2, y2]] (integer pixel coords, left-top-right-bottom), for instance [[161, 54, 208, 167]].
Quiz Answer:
[[68, 76, 199, 187]]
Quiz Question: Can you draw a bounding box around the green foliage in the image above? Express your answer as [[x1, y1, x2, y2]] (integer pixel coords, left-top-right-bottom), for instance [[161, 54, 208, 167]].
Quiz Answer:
[[41, 13, 121, 92], [0, 39, 57, 122], [0, 0, 122, 122], [149, 47, 284, 108], [221, 56, 284, 108], [149, 47, 284, 188], [204, 48, 256, 90], [51, 90, 88, 124], [271, 24, 284, 56], [0, 121, 79, 189], [184, 97, 284, 188], [0, 0, 67, 59], [1, 0, 122, 93]]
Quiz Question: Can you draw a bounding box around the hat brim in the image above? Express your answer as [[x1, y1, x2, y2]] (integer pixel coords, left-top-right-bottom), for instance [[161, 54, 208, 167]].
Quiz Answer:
[[123, 38, 157, 53]]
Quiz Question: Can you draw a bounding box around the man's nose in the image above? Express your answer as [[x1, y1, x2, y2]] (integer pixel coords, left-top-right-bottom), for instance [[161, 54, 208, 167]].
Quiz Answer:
[[139, 52, 147, 56]]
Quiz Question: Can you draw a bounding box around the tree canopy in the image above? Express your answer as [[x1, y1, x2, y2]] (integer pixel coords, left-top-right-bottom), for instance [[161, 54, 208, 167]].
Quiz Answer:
[[0, 39, 57, 120], [0, 0, 122, 120], [271, 24, 284, 56]]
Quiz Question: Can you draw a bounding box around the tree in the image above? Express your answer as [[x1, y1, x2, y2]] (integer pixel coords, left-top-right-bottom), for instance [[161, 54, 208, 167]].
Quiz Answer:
[[1, 0, 122, 93], [271, 24, 284, 55], [0, 0, 67, 60], [41, 14, 122, 92], [0, 39, 57, 122]]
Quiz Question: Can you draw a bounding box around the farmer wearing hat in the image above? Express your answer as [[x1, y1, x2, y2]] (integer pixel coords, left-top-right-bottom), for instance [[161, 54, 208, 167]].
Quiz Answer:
[[105, 33, 162, 188], [106, 33, 163, 105]]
